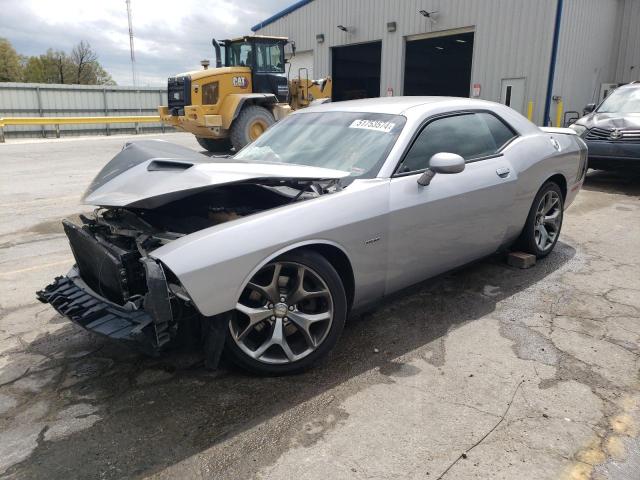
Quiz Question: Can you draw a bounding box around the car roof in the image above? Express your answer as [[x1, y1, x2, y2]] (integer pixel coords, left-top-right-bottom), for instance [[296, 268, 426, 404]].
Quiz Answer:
[[303, 96, 504, 117], [617, 82, 640, 90]]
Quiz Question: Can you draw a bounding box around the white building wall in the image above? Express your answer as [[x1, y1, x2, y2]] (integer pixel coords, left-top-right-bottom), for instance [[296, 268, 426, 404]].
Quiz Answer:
[[553, 0, 621, 122], [256, 0, 635, 125], [256, 0, 558, 124], [615, 0, 640, 83]]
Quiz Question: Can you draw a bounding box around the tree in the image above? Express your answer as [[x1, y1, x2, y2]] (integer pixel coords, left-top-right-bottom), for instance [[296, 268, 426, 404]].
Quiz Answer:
[[67, 41, 115, 85], [71, 40, 97, 84], [94, 64, 116, 86], [52, 50, 72, 84], [6, 39, 116, 85], [22, 56, 46, 83], [21, 50, 72, 83], [0, 37, 23, 82]]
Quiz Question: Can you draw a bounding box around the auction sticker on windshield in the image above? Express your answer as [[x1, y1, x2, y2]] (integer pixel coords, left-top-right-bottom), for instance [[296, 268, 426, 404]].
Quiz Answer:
[[349, 119, 396, 133]]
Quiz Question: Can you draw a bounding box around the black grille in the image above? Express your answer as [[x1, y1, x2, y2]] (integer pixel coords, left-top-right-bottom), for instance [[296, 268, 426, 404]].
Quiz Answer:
[[167, 75, 191, 116], [585, 127, 640, 142], [63, 220, 145, 305]]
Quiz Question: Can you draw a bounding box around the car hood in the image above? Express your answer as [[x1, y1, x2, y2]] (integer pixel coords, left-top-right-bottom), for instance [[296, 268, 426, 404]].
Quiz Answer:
[[83, 140, 350, 209], [579, 112, 640, 130]]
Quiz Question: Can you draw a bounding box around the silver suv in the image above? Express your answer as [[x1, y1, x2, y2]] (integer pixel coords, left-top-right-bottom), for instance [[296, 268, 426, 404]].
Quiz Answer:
[[570, 82, 640, 171]]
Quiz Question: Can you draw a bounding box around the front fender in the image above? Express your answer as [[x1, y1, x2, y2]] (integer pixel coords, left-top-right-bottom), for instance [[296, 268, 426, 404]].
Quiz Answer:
[[234, 239, 351, 302], [150, 179, 390, 317]]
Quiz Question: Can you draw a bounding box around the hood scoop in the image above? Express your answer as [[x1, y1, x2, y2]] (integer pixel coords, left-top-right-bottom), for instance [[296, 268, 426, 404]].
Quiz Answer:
[[147, 160, 194, 171]]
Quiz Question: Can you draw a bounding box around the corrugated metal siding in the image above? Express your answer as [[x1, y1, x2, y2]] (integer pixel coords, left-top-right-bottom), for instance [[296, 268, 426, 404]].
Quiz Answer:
[[615, 0, 640, 83], [256, 0, 558, 124], [0, 83, 167, 138], [553, 0, 620, 122]]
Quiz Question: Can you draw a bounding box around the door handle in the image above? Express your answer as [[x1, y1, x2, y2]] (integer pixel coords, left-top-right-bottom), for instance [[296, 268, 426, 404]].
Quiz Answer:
[[496, 167, 510, 178]]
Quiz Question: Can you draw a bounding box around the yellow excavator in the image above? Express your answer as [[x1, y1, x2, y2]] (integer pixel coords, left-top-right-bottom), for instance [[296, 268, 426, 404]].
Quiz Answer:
[[158, 35, 332, 152]]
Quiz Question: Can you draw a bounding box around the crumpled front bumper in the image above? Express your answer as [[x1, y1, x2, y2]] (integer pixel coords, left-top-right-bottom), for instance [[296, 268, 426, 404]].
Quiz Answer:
[[37, 263, 172, 355]]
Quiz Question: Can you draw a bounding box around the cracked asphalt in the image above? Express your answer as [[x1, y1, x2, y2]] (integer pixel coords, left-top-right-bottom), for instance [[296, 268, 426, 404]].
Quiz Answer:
[[1, 133, 639, 480]]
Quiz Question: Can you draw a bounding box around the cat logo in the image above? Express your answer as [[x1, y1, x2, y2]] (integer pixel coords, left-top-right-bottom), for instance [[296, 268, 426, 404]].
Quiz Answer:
[[232, 76, 248, 89]]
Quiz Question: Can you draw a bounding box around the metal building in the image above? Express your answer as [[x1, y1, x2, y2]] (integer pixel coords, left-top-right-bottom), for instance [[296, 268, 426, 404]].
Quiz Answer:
[[252, 0, 640, 126]]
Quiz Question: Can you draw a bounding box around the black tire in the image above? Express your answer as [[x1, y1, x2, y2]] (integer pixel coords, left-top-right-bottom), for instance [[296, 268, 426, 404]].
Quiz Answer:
[[196, 136, 232, 153], [230, 105, 275, 151], [225, 250, 347, 375], [516, 181, 564, 258]]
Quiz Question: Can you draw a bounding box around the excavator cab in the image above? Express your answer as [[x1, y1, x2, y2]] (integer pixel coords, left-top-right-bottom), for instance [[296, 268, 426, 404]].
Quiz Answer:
[[220, 36, 290, 102]]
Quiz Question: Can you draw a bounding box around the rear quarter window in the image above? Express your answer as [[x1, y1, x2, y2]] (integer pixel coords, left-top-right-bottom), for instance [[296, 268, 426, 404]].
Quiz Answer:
[[479, 112, 517, 149]]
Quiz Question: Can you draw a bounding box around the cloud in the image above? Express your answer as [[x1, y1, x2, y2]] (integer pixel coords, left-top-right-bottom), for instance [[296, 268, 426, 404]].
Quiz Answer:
[[0, 0, 295, 86]]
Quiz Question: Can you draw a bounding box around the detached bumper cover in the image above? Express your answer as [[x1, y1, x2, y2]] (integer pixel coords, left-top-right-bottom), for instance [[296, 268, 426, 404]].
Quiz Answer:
[[37, 264, 172, 354]]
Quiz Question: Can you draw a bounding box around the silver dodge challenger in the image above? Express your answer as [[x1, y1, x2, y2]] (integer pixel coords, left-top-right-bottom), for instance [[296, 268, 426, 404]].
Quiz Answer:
[[38, 97, 587, 374]]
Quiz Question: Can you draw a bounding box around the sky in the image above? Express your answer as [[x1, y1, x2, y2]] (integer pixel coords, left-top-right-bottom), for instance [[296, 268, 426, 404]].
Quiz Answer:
[[0, 0, 294, 86]]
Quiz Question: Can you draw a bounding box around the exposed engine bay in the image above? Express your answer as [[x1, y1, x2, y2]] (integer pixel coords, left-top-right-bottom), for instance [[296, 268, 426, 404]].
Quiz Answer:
[[72, 180, 338, 305]]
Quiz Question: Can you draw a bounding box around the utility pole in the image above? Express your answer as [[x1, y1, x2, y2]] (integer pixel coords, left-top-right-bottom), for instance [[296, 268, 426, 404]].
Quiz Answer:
[[126, 0, 137, 87]]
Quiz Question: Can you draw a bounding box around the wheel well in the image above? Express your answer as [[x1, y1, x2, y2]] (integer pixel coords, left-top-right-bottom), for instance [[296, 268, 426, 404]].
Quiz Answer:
[[547, 174, 567, 199], [290, 244, 355, 311], [234, 98, 276, 121]]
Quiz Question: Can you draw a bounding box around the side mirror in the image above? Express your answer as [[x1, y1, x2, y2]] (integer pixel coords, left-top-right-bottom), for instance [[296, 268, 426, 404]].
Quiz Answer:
[[417, 152, 465, 186], [583, 103, 596, 115]]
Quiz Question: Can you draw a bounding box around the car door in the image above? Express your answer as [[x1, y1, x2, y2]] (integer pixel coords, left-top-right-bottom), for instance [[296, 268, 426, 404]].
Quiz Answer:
[[386, 111, 519, 294]]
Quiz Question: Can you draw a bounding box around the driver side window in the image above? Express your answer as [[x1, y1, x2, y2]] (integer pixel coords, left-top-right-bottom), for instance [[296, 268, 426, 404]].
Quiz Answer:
[[398, 112, 514, 174]]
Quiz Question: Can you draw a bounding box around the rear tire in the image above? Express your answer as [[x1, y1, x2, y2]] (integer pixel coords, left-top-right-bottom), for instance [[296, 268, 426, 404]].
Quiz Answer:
[[516, 181, 564, 258], [225, 250, 347, 375], [230, 105, 275, 151], [196, 137, 232, 153]]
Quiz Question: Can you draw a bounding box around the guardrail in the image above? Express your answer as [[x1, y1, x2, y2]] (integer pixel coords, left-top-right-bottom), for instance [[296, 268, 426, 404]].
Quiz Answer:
[[0, 115, 162, 143]]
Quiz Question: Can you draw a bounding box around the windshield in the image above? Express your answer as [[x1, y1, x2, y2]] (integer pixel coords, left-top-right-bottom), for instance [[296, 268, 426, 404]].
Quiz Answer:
[[597, 87, 640, 114], [226, 42, 252, 67], [234, 111, 406, 177]]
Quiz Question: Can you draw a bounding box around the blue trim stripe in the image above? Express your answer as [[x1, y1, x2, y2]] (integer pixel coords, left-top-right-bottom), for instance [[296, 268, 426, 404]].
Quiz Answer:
[[543, 0, 564, 126], [251, 0, 315, 32]]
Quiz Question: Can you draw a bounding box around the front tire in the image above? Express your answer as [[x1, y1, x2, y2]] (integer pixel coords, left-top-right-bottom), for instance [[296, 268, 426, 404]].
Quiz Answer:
[[230, 105, 275, 151], [225, 250, 347, 375], [516, 181, 564, 258], [196, 136, 232, 153]]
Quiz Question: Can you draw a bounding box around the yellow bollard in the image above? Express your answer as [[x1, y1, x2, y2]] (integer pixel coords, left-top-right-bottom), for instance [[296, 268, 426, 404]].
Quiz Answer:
[[527, 101, 534, 122], [555, 100, 564, 127]]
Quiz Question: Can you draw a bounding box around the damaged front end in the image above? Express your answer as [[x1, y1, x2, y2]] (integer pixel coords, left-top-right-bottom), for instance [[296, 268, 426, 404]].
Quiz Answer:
[[37, 140, 348, 360], [37, 214, 184, 355]]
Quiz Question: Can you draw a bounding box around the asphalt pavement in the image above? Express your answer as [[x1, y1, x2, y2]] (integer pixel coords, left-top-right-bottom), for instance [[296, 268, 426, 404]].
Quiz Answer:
[[1, 132, 639, 480]]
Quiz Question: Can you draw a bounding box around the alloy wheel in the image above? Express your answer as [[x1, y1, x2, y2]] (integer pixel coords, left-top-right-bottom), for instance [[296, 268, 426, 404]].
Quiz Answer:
[[230, 261, 334, 365], [534, 190, 562, 252]]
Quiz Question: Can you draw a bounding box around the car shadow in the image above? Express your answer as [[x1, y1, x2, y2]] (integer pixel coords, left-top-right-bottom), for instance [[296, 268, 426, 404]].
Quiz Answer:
[[3, 242, 576, 479], [583, 168, 640, 196]]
